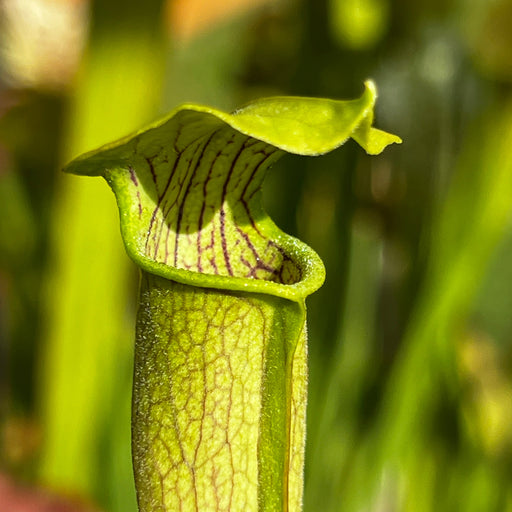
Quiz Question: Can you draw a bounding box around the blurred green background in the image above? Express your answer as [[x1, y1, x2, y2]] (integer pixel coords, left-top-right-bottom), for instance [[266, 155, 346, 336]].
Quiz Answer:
[[1, 0, 512, 510]]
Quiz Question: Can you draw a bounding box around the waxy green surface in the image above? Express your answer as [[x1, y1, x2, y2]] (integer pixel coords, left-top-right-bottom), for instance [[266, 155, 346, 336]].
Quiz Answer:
[[65, 81, 400, 511]]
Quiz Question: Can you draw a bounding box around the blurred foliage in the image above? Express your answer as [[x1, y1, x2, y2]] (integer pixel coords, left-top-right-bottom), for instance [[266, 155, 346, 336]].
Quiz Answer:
[[1, 0, 512, 511]]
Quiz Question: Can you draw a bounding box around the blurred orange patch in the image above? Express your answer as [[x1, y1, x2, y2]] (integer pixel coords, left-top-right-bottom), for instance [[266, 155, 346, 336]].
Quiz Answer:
[[169, 0, 275, 42]]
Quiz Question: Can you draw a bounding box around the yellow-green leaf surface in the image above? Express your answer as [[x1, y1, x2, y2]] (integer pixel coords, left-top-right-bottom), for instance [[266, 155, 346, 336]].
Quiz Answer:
[[133, 274, 307, 511], [65, 81, 400, 511]]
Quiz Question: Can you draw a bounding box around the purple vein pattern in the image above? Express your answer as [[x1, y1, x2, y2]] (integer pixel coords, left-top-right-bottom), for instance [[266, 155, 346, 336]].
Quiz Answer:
[[124, 110, 301, 285]]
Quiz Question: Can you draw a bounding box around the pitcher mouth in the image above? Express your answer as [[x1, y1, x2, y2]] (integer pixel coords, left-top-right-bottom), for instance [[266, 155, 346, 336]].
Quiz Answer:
[[105, 154, 326, 302], [71, 105, 330, 302], [64, 82, 399, 303]]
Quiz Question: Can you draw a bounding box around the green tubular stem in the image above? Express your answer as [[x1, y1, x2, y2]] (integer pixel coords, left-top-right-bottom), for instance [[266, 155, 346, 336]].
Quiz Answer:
[[133, 273, 307, 511], [64, 82, 400, 511]]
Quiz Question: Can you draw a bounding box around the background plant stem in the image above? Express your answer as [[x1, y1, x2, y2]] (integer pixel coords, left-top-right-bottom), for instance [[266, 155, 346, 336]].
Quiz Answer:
[[37, 1, 166, 509]]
